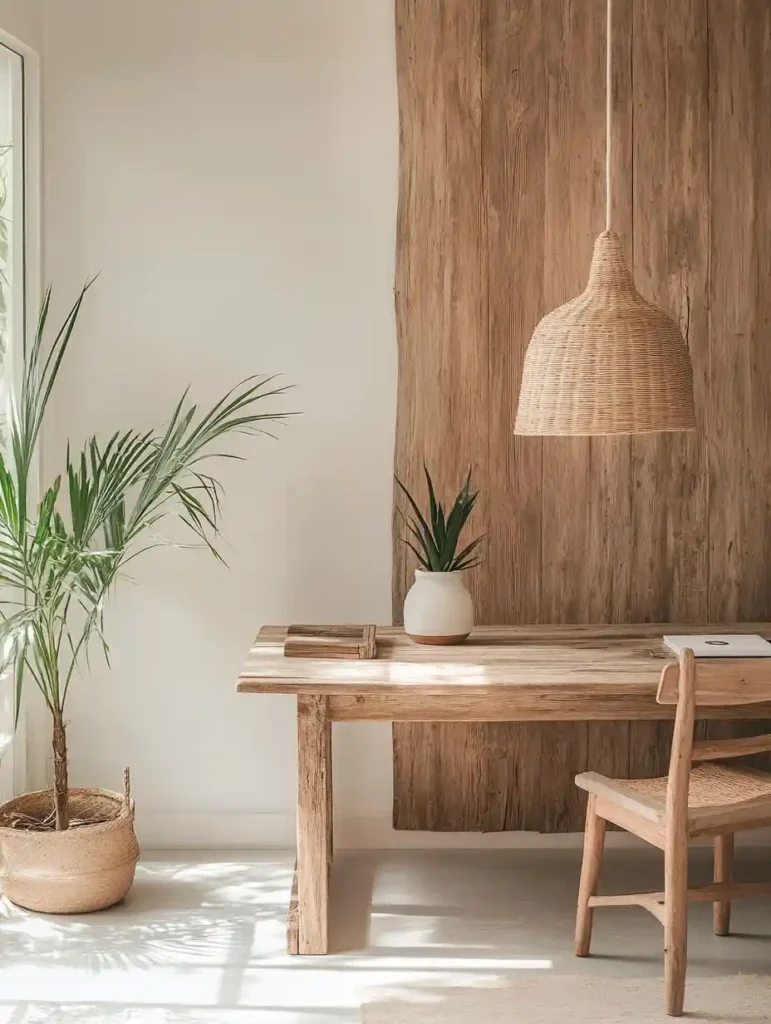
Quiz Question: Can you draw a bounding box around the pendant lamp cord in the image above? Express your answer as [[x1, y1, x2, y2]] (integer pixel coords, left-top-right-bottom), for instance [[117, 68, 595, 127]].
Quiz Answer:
[[605, 0, 613, 231]]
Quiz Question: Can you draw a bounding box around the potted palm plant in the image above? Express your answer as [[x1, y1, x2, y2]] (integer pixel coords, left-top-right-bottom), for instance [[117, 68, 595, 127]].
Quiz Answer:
[[396, 468, 483, 645], [0, 284, 290, 913]]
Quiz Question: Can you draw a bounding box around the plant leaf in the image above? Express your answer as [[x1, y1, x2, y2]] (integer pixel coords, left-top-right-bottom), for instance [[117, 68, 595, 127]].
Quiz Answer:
[[395, 476, 440, 568]]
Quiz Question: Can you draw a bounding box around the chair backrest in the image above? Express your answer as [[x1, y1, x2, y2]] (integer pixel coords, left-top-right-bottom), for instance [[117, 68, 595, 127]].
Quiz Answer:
[[656, 650, 771, 837]]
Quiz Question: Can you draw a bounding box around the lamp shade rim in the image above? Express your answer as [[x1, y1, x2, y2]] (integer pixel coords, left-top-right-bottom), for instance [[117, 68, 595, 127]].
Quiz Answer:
[[513, 422, 697, 437]]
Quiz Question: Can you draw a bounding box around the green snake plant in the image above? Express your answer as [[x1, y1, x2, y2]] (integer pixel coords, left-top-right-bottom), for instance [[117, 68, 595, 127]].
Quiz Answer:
[[0, 283, 291, 830], [396, 467, 484, 573]]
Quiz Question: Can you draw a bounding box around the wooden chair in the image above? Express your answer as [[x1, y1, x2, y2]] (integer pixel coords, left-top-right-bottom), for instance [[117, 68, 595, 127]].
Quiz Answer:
[[574, 649, 771, 1017]]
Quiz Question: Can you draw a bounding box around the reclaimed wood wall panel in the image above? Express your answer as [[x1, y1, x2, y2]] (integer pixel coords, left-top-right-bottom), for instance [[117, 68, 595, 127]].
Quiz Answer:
[[479, 0, 546, 832], [627, 0, 713, 777], [393, 0, 489, 831], [393, 0, 771, 831], [708, 0, 771, 623], [538, 0, 635, 831]]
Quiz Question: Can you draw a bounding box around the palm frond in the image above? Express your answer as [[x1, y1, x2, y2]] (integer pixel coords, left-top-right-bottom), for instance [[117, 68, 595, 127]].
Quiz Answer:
[[1, 283, 293, 754]]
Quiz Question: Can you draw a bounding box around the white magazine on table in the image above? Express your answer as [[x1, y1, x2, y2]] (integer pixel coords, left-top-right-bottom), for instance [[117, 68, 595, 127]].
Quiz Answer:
[[663, 634, 771, 658]]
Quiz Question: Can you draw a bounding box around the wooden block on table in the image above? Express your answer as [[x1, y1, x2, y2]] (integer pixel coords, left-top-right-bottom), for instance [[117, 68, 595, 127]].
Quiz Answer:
[[284, 624, 377, 660]]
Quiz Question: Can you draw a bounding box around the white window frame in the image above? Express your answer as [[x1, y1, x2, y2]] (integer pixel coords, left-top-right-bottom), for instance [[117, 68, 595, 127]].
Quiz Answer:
[[0, 28, 41, 803]]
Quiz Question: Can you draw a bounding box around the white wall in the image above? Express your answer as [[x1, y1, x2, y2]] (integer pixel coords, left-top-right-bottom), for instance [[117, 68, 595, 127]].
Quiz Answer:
[[41, 0, 399, 845], [0, 0, 42, 51]]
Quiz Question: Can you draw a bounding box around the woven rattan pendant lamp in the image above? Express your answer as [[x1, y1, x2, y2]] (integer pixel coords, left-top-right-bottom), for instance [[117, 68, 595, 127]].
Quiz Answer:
[[514, 0, 696, 436]]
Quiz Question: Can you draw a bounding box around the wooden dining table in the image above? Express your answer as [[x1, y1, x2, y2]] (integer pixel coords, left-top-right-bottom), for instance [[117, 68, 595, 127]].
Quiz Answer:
[[236, 622, 771, 954]]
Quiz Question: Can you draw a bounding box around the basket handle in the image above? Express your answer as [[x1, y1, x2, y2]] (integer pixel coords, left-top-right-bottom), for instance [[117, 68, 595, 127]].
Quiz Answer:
[[123, 767, 134, 820]]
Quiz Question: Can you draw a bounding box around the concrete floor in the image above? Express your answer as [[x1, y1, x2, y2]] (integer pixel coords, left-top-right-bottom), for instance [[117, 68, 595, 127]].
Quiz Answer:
[[0, 845, 770, 1022]]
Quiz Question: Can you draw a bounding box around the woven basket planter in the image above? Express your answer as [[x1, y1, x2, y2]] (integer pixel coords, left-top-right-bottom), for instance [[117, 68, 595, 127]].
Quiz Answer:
[[0, 787, 139, 914]]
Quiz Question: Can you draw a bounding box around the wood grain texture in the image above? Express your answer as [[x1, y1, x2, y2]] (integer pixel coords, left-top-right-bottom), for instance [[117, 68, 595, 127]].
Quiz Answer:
[[393, 722, 485, 831], [575, 795, 607, 956], [393, 0, 487, 828], [537, 0, 633, 832], [713, 833, 734, 936], [628, 0, 711, 793], [700, 0, 771, 775], [392, 0, 771, 831], [590, 882, 771, 907], [693, 734, 771, 762], [241, 627, 771, 723], [573, 653, 771, 1011], [284, 625, 376, 660], [658, 658, 771, 706], [707, 0, 771, 624], [594, 796, 666, 849], [287, 860, 299, 955], [478, 0, 547, 833], [240, 624, 771, 695], [662, 651, 694, 1017], [296, 696, 331, 954], [329, 693, 771, 723], [483, 0, 544, 628], [576, 772, 666, 824]]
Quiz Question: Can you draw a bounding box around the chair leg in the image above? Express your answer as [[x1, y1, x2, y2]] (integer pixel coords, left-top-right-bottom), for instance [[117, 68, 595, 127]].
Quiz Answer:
[[575, 795, 607, 957], [664, 839, 688, 1017], [713, 833, 734, 937]]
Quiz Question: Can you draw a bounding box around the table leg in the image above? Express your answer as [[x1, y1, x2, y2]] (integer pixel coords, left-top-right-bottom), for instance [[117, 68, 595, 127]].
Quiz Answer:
[[287, 860, 299, 954], [296, 694, 332, 954], [326, 715, 334, 867]]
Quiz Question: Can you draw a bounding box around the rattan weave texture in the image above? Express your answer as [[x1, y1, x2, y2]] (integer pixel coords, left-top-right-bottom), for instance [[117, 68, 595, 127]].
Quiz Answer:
[[624, 764, 771, 809], [515, 231, 696, 435]]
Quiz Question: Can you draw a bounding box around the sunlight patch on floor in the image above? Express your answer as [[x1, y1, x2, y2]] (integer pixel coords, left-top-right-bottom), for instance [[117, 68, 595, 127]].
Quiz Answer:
[[0, 848, 768, 1023]]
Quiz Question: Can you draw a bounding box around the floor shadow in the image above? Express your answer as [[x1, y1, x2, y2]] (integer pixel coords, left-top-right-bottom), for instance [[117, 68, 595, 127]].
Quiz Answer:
[[328, 852, 377, 953], [2, 849, 770, 1023], [0, 1001, 359, 1023]]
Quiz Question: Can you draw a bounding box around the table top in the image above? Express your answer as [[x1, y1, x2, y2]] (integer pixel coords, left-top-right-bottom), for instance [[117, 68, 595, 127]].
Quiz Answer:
[[236, 623, 771, 697]]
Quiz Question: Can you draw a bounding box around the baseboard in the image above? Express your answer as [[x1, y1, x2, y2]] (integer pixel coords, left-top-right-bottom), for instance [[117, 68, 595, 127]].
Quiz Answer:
[[136, 811, 298, 849], [136, 810, 771, 850]]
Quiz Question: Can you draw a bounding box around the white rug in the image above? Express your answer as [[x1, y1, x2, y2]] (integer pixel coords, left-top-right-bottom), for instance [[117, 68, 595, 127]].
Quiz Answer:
[[362, 975, 771, 1023]]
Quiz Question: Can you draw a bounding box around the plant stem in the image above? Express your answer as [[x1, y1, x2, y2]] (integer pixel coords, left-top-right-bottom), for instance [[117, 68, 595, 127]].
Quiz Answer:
[[52, 710, 69, 830]]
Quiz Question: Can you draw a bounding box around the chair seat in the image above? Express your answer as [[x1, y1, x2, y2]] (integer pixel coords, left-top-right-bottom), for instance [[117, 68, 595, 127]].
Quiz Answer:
[[576, 763, 771, 836], [624, 763, 771, 808]]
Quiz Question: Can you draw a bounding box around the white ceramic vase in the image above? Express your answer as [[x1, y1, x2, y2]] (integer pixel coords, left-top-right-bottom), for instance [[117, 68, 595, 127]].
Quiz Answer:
[[403, 569, 474, 645]]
